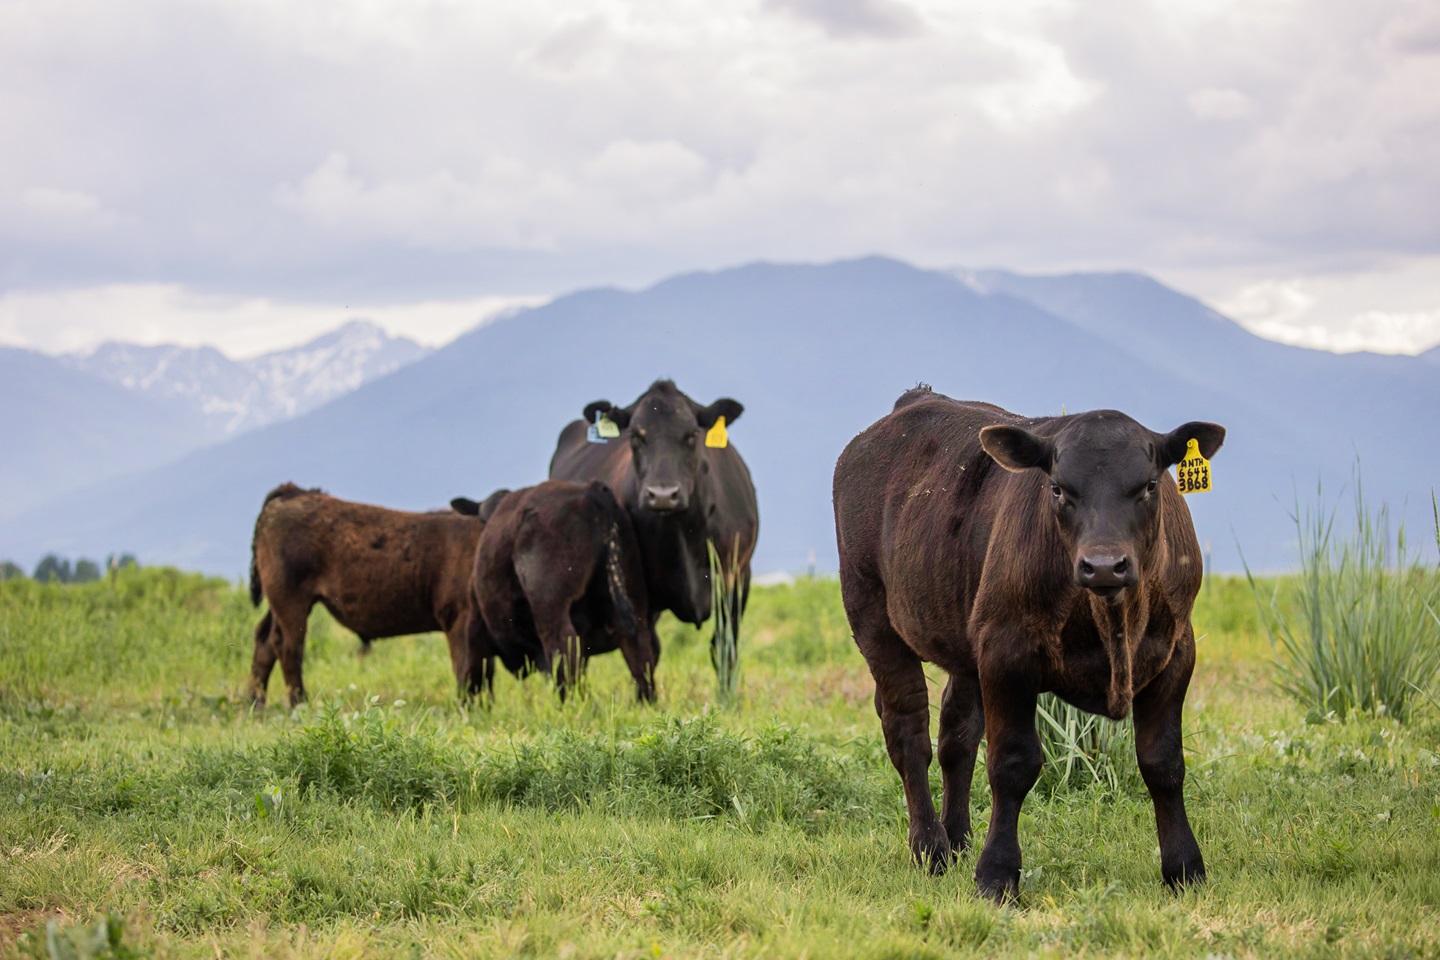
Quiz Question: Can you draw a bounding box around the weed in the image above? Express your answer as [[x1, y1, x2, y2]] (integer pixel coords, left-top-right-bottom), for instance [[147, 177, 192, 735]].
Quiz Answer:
[[1248, 475, 1440, 721]]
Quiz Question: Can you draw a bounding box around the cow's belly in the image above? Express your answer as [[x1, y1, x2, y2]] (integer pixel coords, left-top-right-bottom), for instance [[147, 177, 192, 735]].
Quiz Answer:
[[319, 591, 437, 641]]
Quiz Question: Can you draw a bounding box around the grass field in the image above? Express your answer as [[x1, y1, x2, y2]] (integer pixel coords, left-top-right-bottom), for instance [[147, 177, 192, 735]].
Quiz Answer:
[[2, 569, 1439, 959]]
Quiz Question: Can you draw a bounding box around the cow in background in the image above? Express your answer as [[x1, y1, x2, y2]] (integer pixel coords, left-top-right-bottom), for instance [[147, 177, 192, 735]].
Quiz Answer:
[[468, 480, 656, 701], [833, 385, 1224, 900], [249, 483, 491, 707], [549, 380, 759, 677]]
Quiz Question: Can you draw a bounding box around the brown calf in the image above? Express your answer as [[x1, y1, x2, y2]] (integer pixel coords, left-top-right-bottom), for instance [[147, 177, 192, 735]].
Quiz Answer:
[[470, 480, 656, 702], [833, 386, 1224, 900], [249, 483, 491, 706]]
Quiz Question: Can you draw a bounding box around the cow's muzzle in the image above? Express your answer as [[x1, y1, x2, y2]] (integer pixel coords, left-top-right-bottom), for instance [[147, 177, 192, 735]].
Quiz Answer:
[[1076, 552, 1135, 603], [643, 484, 685, 512]]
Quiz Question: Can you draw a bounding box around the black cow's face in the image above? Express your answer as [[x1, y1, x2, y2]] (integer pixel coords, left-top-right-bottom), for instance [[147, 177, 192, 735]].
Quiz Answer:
[[981, 413, 1225, 603], [584, 383, 743, 515]]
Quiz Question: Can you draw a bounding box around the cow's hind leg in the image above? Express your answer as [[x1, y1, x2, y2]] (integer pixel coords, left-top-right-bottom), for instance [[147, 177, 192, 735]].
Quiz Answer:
[[937, 671, 985, 854], [270, 601, 312, 708], [844, 587, 950, 874], [1134, 634, 1206, 889], [615, 616, 657, 703], [974, 663, 1042, 902], [249, 611, 279, 706], [515, 560, 586, 702]]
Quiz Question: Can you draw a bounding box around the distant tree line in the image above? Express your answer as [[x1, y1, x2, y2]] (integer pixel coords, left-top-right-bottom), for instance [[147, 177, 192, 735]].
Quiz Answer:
[[0, 553, 139, 583]]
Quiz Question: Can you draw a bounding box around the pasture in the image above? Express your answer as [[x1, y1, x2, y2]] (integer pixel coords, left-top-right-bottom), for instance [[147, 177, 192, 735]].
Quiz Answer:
[[2, 569, 1439, 959]]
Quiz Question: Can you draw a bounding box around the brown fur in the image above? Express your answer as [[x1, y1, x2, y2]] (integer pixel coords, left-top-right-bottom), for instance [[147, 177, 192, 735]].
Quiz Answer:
[[248, 482, 491, 707], [833, 391, 1223, 900], [469, 480, 656, 702]]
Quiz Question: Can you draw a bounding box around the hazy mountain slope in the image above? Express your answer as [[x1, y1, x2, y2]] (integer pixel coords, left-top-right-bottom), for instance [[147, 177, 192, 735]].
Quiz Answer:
[[62, 320, 430, 435], [0, 256, 1358, 577], [0, 348, 213, 523], [971, 270, 1439, 478]]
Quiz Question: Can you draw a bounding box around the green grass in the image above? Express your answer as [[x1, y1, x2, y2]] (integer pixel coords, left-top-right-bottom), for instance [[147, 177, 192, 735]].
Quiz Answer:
[[3, 568, 1440, 958], [1249, 481, 1440, 722]]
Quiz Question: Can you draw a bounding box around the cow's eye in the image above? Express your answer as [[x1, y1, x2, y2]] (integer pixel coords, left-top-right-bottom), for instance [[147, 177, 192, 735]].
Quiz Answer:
[[684, 431, 698, 447], [1146, 478, 1159, 495], [631, 429, 646, 446], [1050, 483, 1062, 500]]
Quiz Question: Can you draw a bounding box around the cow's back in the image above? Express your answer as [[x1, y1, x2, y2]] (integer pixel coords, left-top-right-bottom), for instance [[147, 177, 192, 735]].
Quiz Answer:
[[835, 397, 1034, 669], [255, 493, 478, 638]]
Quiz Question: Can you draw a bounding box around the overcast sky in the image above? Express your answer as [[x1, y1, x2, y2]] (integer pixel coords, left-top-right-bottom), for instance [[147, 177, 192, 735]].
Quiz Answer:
[[2, 0, 1437, 358]]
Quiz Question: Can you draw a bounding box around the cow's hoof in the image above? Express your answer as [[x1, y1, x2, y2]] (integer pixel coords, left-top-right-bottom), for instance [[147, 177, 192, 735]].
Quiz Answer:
[[1163, 859, 1206, 891], [974, 871, 1020, 904], [911, 830, 954, 876]]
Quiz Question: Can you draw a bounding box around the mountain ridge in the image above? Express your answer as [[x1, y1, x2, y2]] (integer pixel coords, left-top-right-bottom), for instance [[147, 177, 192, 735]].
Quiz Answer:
[[2, 256, 1435, 577]]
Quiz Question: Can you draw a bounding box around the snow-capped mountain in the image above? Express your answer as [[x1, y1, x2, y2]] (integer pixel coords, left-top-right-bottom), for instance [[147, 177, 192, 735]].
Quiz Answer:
[[62, 320, 430, 436]]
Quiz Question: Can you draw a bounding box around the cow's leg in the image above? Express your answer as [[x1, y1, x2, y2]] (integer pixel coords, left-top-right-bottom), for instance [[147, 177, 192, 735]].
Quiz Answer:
[[532, 607, 583, 701], [460, 607, 497, 703], [974, 666, 1042, 901], [845, 589, 949, 873], [1134, 635, 1206, 889], [616, 614, 657, 703], [937, 670, 985, 854], [271, 601, 311, 708], [249, 610, 279, 706], [443, 610, 477, 701]]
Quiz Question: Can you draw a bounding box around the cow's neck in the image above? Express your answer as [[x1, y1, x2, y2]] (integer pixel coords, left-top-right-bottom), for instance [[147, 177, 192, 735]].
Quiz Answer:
[[634, 505, 712, 626]]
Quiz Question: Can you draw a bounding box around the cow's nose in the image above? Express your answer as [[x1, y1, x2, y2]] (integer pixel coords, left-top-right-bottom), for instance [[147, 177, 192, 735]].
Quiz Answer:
[[1077, 553, 1133, 597], [644, 485, 683, 512]]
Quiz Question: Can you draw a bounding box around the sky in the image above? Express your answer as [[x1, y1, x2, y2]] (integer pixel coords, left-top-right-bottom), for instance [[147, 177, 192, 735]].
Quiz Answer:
[[2, 0, 1438, 359]]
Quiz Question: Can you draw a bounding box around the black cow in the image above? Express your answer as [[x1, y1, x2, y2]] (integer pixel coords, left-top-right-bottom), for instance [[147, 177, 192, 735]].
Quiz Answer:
[[468, 481, 656, 702], [549, 380, 759, 674], [833, 386, 1224, 901]]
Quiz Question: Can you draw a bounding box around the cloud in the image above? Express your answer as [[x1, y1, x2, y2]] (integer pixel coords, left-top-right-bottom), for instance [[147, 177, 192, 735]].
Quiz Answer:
[[1187, 87, 1254, 121], [763, 0, 925, 39], [1215, 273, 1440, 354], [0, 0, 1436, 355], [0, 284, 547, 357]]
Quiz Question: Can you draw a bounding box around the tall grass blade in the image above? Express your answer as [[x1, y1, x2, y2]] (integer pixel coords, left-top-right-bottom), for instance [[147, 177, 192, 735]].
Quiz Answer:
[[1247, 471, 1440, 721], [708, 539, 742, 704]]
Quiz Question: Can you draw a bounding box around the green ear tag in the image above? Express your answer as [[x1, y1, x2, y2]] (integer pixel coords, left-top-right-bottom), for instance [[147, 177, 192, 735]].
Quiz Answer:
[[705, 415, 728, 449], [596, 413, 620, 439], [1176, 438, 1212, 495]]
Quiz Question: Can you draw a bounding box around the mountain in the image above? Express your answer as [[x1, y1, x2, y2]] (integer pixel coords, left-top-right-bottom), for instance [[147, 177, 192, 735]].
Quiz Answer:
[[0, 348, 213, 523], [60, 320, 430, 436], [2, 257, 1436, 577]]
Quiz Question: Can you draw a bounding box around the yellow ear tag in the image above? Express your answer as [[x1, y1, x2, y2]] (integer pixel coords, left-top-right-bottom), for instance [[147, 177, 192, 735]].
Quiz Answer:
[[596, 413, 620, 439], [1176, 438, 1212, 495], [705, 415, 728, 449]]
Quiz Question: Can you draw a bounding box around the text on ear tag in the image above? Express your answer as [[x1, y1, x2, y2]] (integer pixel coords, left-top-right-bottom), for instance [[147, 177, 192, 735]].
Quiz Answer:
[[705, 415, 728, 449], [1176, 438, 1212, 495]]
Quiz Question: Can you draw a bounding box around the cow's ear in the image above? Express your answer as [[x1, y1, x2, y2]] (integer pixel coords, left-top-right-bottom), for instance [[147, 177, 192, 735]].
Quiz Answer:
[[584, 400, 632, 430], [450, 497, 481, 516], [476, 488, 512, 521], [980, 425, 1055, 473], [697, 398, 743, 429], [1157, 422, 1226, 467]]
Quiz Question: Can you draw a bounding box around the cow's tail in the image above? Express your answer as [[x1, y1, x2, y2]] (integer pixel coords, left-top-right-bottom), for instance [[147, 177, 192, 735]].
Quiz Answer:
[[603, 519, 640, 639], [249, 547, 263, 607], [587, 482, 640, 639]]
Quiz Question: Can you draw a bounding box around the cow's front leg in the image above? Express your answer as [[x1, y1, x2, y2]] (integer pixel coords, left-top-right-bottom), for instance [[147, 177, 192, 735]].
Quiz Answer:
[[1133, 633, 1206, 889], [974, 668, 1041, 901], [872, 651, 951, 874], [937, 671, 985, 854]]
